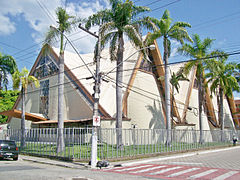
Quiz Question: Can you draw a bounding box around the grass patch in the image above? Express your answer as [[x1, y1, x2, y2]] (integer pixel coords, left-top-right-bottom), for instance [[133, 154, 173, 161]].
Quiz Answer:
[[17, 141, 232, 160]]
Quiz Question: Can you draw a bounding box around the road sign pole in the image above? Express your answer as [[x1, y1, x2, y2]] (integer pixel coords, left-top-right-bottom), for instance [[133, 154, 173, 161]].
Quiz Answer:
[[91, 38, 101, 168], [78, 24, 101, 168]]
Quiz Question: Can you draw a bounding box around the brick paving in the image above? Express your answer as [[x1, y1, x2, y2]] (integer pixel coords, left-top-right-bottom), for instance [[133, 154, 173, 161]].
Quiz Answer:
[[150, 147, 240, 170], [96, 146, 240, 179], [99, 163, 240, 179]]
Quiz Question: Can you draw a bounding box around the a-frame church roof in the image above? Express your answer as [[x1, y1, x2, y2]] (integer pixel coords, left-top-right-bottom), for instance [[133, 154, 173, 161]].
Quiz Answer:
[[2, 39, 239, 130]]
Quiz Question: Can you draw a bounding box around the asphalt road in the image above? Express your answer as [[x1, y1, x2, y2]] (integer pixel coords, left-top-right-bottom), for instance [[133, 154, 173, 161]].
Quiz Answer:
[[0, 158, 148, 180]]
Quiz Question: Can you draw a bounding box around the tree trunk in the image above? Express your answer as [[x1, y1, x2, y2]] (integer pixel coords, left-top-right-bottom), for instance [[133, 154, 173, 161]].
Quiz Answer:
[[198, 73, 203, 144], [164, 37, 171, 146], [116, 34, 124, 148], [21, 88, 25, 149], [219, 87, 224, 141], [217, 93, 220, 126], [171, 85, 175, 126], [57, 51, 65, 153], [0, 73, 2, 90]]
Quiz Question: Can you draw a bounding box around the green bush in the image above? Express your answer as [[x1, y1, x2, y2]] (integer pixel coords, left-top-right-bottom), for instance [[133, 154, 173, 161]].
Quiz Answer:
[[0, 90, 19, 123]]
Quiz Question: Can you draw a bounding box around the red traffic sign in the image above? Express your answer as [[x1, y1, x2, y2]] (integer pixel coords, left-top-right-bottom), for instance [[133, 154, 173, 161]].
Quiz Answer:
[[93, 116, 100, 126]]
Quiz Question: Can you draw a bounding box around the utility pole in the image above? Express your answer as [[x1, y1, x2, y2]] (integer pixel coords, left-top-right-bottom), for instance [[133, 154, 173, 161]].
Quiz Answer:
[[79, 24, 101, 168]]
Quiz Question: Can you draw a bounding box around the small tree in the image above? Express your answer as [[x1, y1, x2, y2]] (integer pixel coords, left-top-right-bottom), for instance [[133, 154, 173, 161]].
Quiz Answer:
[[45, 7, 78, 153], [12, 67, 39, 148], [146, 9, 192, 145], [205, 53, 239, 140], [233, 63, 240, 85], [170, 71, 189, 126], [178, 34, 215, 143], [159, 71, 189, 127]]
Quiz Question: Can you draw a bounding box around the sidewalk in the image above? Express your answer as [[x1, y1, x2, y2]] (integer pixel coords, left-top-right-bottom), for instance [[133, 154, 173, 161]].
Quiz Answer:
[[20, 155, 88, 169], [20, 145, 240, 169]]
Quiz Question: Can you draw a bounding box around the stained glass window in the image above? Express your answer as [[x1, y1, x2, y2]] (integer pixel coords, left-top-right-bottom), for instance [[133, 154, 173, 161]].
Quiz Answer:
[[139, 55, 153, 73], [39, 80, 49, 117], [193, 79, 198, 89], [34, 55, 58, 79]]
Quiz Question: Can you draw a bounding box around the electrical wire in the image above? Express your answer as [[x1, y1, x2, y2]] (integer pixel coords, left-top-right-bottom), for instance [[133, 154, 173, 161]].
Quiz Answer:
[[3, 0, 180, 63], [1, 0, 239, 81], [103, 49, 240, 75], [6, 46, 240, 93], [36, 0, 56, 23], [104, 75, 240, 121], [144, 0, 165, 7]]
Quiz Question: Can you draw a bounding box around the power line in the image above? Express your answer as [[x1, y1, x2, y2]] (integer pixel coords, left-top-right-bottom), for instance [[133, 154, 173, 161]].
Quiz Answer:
[[0, 42, 21, 51], [150, 0, 181, 12], [4, 65, 239, 123], [142, 0, 166, 7], [13, 46, 240, 93], [36, 0, 55, 23], [2, 0, 238, 68], [103, 49, 240, 75], [190, 10, 240, 31], [13, 75, 90, 96], [5, 72, 239, 122], [15, 33, 90, 63], [104, 75, 239, 121], [134, 0, 142, 3], [0, 0, 205, 63], [4, 37, 240, 89]]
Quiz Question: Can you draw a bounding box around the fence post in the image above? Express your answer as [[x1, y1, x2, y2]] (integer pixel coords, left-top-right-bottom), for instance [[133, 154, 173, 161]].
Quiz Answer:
[[72, 128, 74, 160]]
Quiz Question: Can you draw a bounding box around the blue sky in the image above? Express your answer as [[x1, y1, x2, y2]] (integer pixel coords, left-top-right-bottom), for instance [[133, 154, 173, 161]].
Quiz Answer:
[[0, 0, 239, 97]]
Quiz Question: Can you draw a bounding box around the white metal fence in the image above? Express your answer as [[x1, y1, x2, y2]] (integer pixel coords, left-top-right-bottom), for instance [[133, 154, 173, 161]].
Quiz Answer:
[[0, 128, 238, 161]]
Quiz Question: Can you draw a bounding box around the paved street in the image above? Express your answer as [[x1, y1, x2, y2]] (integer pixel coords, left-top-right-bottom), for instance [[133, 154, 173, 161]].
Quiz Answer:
[[0, 146, 240, 180], [0, 158, 148, 180], [100, 163, 240, 179], [149, 146, 240, 170], [97, 146, 240, 179]]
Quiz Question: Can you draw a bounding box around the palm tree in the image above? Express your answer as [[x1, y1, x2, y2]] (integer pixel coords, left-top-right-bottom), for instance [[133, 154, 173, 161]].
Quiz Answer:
[[146, 10, 192, 145], [12, 67, 39, 148], [232, 63, 240, 85], [0, 52, 18, 90], [170, 71, 189, 126], [205, 54, 239, 141], [44, 7, 77, 152], [178, 34, 215, 143], [85, 0, 150, 147]]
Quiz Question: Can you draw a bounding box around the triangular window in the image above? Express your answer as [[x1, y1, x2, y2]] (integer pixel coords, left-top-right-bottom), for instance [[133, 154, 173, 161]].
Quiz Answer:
[[139, 55, 153, 73], [34, 55, 58, 79]]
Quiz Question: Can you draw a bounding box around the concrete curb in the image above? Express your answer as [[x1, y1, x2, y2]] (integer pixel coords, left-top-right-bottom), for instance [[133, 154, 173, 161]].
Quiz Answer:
[[20, 155, 89, 169]]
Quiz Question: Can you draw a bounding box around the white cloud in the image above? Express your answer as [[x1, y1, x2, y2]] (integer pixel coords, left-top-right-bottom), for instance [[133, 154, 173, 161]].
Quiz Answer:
[[217, 38, 227, 46], [170, 40, 181, 57], [0, 0, 110, 53], [0, 15, 16, 35], [0, 0, 59, 39], [233, 92, 240, 100]]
